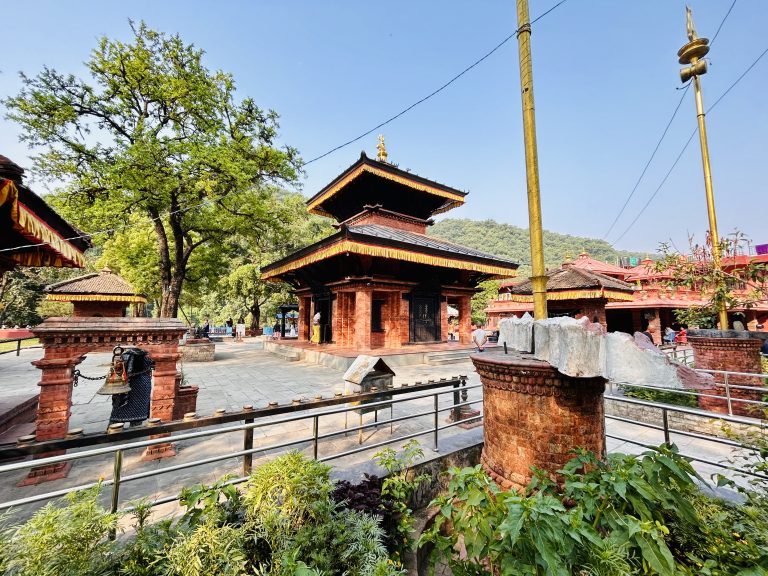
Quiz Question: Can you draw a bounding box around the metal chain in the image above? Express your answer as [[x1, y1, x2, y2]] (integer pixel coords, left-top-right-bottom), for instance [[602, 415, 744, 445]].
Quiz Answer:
[[72, 362, 154, 388]]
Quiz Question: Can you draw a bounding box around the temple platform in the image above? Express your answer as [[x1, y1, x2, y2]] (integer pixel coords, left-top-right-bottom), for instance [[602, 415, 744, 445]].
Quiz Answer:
[[264, 339, 498, 370]]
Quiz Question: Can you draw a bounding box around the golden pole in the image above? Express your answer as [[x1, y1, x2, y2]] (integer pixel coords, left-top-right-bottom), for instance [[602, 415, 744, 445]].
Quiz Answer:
[[678, 7, 728, 329], [515, 0, 547, 319]]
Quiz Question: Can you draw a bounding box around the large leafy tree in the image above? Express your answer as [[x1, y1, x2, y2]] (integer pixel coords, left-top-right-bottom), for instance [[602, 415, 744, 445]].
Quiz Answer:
[[4, 21, 301, 317], [219, 190, 333, 332]]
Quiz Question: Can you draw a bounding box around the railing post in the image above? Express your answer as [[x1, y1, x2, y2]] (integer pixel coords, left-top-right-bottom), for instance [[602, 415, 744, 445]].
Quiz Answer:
[[452, 380, 461, 422], [109, 449, 123, 539], [243, 417, 254, 476], [16, 339, 21, 356], [433, 394, 439, 452], [662, 408, 670, 445], [724, 372, 733, 416], [312, 415, 319, 460]]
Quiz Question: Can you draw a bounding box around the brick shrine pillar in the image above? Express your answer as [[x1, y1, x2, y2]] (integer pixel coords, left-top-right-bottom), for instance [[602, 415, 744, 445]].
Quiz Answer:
[[472, 353, 605, 491], [458, 295, 472, 344], [18, 352, 85, 485], [353, 290, 372, 350], [23, 317, 188, 483], [142, 349, 182, 460], [688, 332, 764, 417]]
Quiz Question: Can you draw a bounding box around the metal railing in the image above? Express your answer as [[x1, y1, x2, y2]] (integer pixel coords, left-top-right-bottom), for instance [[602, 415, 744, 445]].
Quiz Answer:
[[2, 368, 767, 517], [0, 337, 39, 356], [605, 394, 768, 483], [0, 377, 481, 514]]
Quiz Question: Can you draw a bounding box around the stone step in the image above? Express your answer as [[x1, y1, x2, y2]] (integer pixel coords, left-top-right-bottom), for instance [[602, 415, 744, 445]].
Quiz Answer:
[[272, 350, 302, 362], [425, 350, 473, 365], [429, 356, 472, 366], [0, 394, 38, 436]]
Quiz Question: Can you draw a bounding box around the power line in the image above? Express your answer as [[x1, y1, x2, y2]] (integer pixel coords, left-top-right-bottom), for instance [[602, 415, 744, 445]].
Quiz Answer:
[[302, 0, 570, 166], [610, 44, 768, 246], [2, 1, 571, 255], [601, 0, 736, 240]]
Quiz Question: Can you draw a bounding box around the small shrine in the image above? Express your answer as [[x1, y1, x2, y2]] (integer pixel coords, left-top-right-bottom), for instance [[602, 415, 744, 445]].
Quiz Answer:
[[497, 263, 635, 329], [261, 142, 518, 349], [45, 266, 147, 317]]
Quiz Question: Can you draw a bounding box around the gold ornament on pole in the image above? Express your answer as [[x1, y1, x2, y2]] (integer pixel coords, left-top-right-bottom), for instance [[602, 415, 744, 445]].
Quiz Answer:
[[515, 0, 547, 319], [678, 6, 728, 330]]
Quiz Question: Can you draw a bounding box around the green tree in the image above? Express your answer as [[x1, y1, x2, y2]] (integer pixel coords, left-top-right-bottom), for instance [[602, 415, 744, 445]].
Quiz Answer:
[[4, 21, 301, 318], [655, 231, 768, 329], [219, 190, 333, 332]]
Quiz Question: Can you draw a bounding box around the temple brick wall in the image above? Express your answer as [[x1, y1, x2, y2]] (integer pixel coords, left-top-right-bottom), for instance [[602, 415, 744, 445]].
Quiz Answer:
[[72, 301, 128, 317], [349, 212, 427, 234], [688, 336, 764, 417]]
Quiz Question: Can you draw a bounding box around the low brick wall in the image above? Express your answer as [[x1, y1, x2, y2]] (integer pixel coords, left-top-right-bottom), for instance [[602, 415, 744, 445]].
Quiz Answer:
[[180, 339, 215, 362], [604, 396, 764, 440]]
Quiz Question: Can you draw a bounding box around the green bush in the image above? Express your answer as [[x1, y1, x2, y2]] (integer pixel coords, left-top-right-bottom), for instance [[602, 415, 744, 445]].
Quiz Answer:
[[1, 485, 119, 576], [620, 384, 699, 408], [0, 452, 403, 576], [421, 444, 768, 575]]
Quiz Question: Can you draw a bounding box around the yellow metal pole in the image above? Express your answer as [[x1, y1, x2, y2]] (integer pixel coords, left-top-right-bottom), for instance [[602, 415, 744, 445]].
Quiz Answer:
[[515, 0, 547, 319], [691, 75, 728, 330], [678, 8, 728, 329]]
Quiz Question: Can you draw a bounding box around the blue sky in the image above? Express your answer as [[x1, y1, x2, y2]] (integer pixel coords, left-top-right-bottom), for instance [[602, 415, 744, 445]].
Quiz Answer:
[[2, 1, 766, 254]]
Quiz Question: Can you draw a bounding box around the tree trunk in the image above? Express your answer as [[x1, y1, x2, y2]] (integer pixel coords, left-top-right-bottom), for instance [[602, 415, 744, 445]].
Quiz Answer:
[[249, 302, 261, 333]]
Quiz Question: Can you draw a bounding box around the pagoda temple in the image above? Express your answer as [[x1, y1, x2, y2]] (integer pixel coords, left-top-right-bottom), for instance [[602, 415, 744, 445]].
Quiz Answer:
[[261, 147, 519, 349]]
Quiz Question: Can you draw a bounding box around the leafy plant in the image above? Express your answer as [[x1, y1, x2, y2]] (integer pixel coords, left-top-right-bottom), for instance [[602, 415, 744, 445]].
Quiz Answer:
[[620, 384, 698, 408], [421, 444, 768, 575], [163, 521, 248, 576], [1, 485, 119, 576], [178, 473, 243, 527], [374, 440, 430, 564], [655, 232, 768, 329]]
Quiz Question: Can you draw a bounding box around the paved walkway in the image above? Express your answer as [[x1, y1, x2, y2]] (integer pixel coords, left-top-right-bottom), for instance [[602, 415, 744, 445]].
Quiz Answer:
[[0, 339, 756, 523]]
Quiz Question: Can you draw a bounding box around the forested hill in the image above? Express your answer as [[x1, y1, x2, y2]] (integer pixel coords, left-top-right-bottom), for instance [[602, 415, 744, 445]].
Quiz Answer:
[[429, 219, 646, 275]]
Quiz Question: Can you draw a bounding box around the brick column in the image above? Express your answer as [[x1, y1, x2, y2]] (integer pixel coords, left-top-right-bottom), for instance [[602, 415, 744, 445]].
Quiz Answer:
[[458, 296, 472, 344], [353, 290, 372, 350], [688, 334, 764, 417], [440, 298, 449, 342], [297, 297, 310, 341], [472, 353, 605, 491], [18, 352, 84, 486], [142, 349, 181, 460]]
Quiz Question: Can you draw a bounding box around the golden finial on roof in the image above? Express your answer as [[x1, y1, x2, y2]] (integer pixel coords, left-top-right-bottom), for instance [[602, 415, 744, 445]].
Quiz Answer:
[[686, 6, 698, 42], [376, 134, 388, 163]]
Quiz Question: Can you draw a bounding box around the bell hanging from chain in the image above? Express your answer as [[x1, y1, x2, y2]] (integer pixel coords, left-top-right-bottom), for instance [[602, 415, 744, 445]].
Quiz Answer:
[[97, 346, 131, 395]]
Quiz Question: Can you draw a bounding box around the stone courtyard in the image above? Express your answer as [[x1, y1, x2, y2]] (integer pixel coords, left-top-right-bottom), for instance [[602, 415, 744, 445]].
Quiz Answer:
[[0, 337, 751, 522]]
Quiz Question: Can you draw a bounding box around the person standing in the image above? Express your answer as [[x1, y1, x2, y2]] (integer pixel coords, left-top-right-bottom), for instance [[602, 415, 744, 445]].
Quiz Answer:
[[202, 318, 210, 338], [471, 323, 488, 352]]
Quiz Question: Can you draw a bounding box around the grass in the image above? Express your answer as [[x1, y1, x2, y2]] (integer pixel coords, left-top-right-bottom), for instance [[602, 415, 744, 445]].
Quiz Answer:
[[0, 338, 40, 354]]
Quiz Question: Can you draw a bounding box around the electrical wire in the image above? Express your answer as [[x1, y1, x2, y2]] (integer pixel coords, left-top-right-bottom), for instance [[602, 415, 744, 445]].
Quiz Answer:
[[302, 0, 570, 166], [609, 44, 768, 247], [601, 0, 737, 240]]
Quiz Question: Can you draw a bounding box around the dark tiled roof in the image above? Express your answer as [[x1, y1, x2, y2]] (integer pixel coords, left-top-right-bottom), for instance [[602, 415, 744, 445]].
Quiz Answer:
[[506, 266, 634, 295], [347, 224, 518, 266], [46, 267, 140, 296]]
